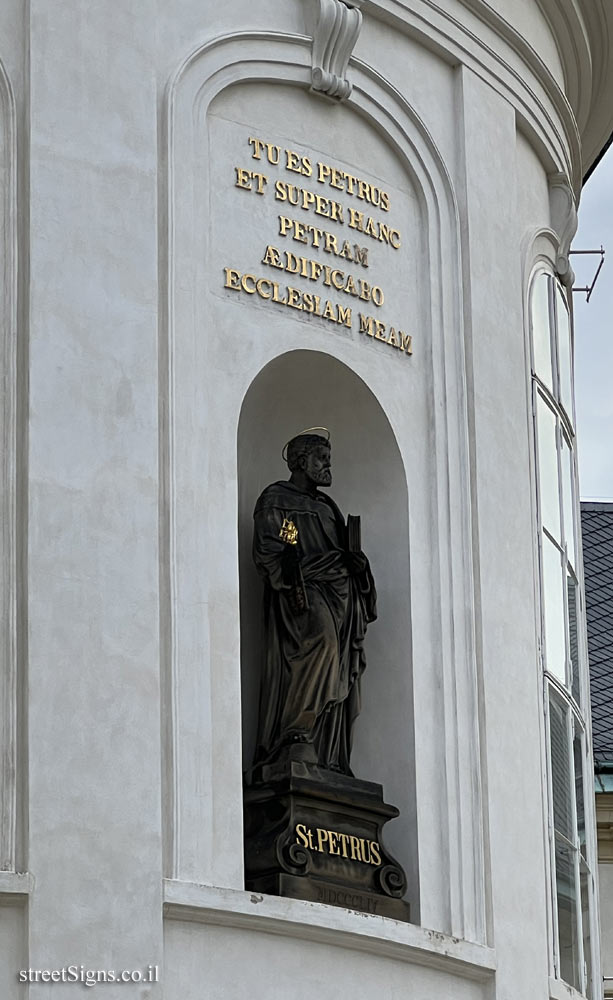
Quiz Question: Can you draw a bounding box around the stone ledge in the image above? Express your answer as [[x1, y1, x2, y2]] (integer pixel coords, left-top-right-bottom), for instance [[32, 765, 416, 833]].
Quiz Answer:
[[0, 871, 33, 902], [162, 879, 496, 982], [549, 975, 588, 1000]]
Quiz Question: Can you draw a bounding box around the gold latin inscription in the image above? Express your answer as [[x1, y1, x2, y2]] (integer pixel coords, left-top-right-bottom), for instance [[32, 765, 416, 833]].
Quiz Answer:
[[359, 313, 413, 356], [247, 135, 391, 211], [234, 166, 268, 195], [260, 246, 384, 307], [277, 217, 369, 267], [347, 207, 401, 248], [224, 267, 352, 328], [296, 824, 382, 866], [225, 134, 414, 360], [274, 180, 344, 223]]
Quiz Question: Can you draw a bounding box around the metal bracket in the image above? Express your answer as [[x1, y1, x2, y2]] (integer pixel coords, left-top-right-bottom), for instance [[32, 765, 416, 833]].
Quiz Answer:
[[570, 247, 605, 302]]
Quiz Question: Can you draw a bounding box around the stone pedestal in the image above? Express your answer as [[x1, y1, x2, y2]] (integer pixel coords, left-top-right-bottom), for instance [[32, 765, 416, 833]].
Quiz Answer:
[[244, 749, 411, 922]]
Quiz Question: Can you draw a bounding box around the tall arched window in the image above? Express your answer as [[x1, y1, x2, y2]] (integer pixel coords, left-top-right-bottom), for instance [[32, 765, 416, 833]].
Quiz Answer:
[[530, 270, 596, 997]]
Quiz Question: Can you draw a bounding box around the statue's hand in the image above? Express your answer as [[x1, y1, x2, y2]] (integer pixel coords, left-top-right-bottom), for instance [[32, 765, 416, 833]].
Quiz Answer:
[[281, 544, 308, 614], [288, 586, 308, 616], [344, 551, 368, 576], [281, 544, 300, 573]]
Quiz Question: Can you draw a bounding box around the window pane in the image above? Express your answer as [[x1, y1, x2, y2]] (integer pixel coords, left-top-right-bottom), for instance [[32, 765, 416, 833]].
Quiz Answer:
[[543, 535, 566, 682], [561, 435, 576, 570], [580, 860, 592, 998], [574, 730, 586, 854], [537, 394, 561, 542], [556, 285, 573, 424], [555, 836, 581, 991], [568, 572, 580, 705], [549, 694, 573, 840], [532, 273, 553, 390]]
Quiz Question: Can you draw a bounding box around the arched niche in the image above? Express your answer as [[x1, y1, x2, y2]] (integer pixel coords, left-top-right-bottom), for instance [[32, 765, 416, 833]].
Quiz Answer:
[[237, 349, 418, 905], [164, 30, 485, 940]]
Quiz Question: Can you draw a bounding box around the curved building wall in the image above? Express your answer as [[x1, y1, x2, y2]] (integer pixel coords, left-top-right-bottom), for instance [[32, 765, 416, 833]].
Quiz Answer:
[[0, 2, 610, 999]]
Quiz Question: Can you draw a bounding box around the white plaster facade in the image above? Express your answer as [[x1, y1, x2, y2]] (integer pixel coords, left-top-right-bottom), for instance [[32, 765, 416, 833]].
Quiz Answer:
[[597, 795, 613, 996], [0, 2, 611, 998]]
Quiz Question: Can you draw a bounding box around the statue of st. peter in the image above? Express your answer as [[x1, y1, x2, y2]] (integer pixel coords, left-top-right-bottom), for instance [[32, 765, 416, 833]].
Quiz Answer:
[[252, 430, 377, 775]]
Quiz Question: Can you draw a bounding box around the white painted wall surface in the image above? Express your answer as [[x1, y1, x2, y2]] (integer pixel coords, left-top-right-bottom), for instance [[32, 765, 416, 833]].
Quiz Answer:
[[0, 1, 606, 998], [26, 3, 163, 998]]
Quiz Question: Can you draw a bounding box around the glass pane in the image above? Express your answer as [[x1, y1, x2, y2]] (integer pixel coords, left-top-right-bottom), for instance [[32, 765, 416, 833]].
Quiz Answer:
[[543, 535, 566, 683], [574, 730, 586, 854], [568, 572, 580, 704], [556, 285, 573, 424], [537, 394, 561, 542], [561, 435, 576, 570], [532, 273, 553, 390], [580, 860, 593, 998], [555, 836, 581, 991], [549, 694, 573, 840]]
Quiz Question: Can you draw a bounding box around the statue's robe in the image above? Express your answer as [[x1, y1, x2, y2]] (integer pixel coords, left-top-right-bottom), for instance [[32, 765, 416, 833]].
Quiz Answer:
[[252, 480, 376, 773]]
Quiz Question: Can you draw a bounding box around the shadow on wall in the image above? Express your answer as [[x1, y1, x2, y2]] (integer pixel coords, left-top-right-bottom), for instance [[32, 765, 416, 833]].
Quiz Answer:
[[237, 349, 418, 904]]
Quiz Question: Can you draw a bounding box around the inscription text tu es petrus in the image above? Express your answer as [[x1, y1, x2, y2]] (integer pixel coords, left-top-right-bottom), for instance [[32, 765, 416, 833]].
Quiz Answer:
[[223, 134, 414, 360]]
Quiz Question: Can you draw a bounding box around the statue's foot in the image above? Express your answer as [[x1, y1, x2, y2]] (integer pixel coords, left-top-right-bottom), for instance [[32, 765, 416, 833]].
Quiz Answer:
[[326, 762, 355, 778], [276, 733, 318, 767]]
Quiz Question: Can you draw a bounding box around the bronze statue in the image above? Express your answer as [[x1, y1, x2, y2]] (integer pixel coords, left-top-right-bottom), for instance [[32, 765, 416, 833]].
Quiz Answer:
[[252, 429, 377, 775]]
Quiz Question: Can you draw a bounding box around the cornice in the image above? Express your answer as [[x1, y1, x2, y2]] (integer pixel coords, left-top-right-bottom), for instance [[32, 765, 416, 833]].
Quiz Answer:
[[574, 0, 613, 178], [534, 0, 591, 128], [359, 0, 581, 193], [453, 0, 613, 182], [457, 0, 612, 182], [163, 882, 497, 981]]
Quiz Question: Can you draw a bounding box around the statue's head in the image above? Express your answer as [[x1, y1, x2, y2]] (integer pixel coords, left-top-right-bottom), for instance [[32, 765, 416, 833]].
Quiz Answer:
[[285, 432, 332, 488]]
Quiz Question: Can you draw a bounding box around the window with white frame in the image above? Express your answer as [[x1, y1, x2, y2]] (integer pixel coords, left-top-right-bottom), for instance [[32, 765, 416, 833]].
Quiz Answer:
[[530, 269, 595, 997]]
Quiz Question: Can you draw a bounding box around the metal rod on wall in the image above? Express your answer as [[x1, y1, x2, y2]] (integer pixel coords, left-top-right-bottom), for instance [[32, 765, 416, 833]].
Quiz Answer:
[[571, 246, 606, 302]]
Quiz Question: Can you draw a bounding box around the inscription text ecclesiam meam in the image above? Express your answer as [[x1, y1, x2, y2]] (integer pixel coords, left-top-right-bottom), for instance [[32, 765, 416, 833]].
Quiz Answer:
[[223, 136, 413, 359]]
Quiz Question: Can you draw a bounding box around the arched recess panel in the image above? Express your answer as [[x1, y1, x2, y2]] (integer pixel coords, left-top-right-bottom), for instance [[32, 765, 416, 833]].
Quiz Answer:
[[238, 349, 417, 905], [163, 34, 485, 942]]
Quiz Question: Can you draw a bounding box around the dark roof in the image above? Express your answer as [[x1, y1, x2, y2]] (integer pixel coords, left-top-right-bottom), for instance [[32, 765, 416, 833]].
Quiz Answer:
[[584, 129, 613, 185], [581, 502, 613, 765]]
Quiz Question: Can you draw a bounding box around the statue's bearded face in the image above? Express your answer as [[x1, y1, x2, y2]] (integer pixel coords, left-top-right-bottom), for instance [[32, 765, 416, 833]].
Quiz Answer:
[[303, 444, 332, 487]]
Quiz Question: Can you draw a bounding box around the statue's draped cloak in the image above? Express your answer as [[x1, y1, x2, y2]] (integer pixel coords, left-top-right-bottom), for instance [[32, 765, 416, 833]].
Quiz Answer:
[[252, 480, 376, 771]]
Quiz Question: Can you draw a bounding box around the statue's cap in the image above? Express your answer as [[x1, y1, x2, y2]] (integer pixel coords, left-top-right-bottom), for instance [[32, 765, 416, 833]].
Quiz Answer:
[[282, 427, 330, 462]]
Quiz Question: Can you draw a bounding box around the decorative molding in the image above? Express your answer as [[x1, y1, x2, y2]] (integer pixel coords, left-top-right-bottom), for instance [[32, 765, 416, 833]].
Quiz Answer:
[[534, 0, 591, 134], [311, 0, 363, 101], [162, 881, 496, 982], [548, 172, 578, 286], [0, 56, 19, 875], [548, 974, 589, 1000], [352, 0, 581, 193], [0, 871, 32, 901], [164, 29, 486, 941]]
